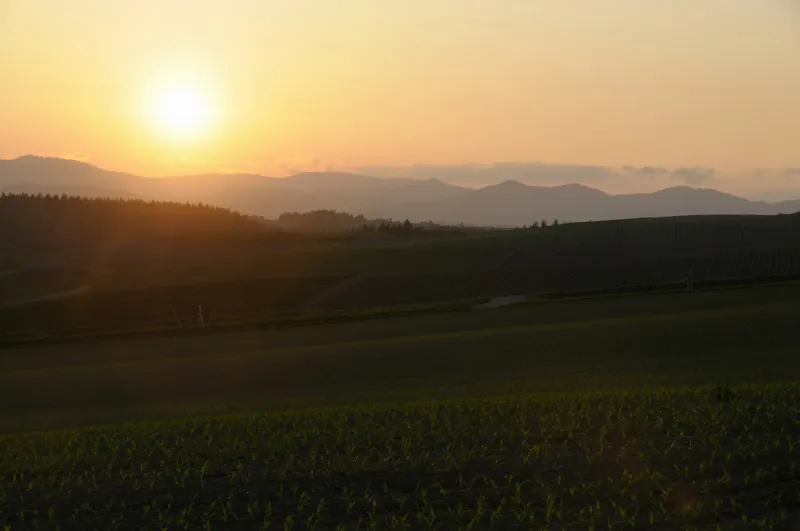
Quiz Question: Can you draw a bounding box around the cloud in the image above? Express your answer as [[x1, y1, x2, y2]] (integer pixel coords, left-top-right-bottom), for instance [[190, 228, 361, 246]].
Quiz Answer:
[[276, 157, 361, 175], [622, 166, 670, 178], [622, 166, 716, 185], [735, 168, 800, 200], [493, 162, 620, 184], [216, 165, 260, 175], [670, 167, 716, 185], [60, 151, 91, 162], [276, 157, 325, 175]]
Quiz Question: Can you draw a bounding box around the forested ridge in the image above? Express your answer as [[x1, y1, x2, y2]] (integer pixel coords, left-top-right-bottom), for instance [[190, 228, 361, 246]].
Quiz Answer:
[[0, 194, 264, 250], [0, 195, 484, 242]]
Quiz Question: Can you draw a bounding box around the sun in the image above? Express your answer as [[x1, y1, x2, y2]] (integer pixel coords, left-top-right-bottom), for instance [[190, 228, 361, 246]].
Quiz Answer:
[[155, 85, 211, 139]]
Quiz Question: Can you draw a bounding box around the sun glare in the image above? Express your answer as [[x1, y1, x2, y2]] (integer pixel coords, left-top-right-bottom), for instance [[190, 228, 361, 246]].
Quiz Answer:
[[155, 85, 210, 139]]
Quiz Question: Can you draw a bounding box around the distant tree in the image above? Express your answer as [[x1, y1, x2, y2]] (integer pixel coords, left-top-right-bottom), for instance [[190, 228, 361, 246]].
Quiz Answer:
[[274, 210, 376, 233], [403, 219, 413, 231], [552, 218, 560, 226], [540, 219, 549, 228]]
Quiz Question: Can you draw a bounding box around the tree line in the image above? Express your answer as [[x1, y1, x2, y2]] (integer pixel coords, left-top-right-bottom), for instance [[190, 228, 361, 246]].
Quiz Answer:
[[268, 209, 489, 234], [522, 218, 567, 229], [1, 196, 492, 249], [0, 193, 265, 249]]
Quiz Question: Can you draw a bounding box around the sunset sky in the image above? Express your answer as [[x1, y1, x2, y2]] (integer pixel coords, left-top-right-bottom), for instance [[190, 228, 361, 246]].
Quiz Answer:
[[2, 0, 799, 195]]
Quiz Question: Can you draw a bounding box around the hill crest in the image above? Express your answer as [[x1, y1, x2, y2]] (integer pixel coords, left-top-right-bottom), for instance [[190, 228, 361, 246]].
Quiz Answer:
[[3, 156, 799, 225]]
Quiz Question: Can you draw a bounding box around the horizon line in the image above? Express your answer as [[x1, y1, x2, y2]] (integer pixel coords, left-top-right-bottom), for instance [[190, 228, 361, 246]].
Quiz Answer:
[[3, 153, 799, 202]]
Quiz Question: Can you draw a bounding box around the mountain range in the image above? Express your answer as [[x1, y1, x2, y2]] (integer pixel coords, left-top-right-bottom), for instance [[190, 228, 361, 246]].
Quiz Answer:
[[2, 155, 799, 226]]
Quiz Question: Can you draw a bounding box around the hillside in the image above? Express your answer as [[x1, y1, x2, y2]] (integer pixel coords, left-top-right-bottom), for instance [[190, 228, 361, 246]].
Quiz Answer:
[[4, 156, 800, 225], [0, 196, 483, 311], [3, 193, 800, 337], [0, 194, 266, 251]]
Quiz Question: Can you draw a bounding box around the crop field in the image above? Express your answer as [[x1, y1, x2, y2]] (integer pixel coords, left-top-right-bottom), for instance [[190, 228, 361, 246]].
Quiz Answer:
[[2, 385, 800, 530], [2, 282, 800, 529], [2, 284, 800, 421]]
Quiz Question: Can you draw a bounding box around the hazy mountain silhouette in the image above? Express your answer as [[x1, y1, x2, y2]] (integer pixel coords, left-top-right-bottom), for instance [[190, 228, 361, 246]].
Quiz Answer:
[[2, 155, 799, 226], [0, 155, 146, 192]]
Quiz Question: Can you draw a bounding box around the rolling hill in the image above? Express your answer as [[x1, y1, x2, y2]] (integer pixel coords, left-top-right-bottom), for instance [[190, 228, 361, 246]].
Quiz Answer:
[[3, 193, 800, 337], [3, 155, 800, 225]]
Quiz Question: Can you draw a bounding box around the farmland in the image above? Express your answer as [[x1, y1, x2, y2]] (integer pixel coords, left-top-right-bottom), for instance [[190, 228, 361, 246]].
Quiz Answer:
[[3, 199, 800, 529], [7, 0, 800, 525], [2, 284, 800, 420], [3, 388, 800, 530], [2, 283, 800, 527], [4, 212, 800, 337]]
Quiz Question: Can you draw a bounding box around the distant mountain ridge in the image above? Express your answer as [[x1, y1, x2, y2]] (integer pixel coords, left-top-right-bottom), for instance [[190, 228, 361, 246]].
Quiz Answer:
[[2, 155, 799, 226]]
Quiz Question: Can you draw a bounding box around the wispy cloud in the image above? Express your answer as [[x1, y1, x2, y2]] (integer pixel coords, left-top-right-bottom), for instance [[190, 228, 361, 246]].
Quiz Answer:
[[670, 167, 716, 186], [275, 156, 359, 176], [621, 166, 670, 178], [278, 157, 325, 175], [60, 151, 91, 162]]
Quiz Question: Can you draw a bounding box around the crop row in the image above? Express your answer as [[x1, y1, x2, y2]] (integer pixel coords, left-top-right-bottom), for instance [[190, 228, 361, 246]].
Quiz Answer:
[[1, 385, 799, 529]]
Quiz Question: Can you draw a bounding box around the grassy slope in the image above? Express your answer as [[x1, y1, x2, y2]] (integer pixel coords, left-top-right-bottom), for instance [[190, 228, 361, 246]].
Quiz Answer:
[[6, 211, 800, 528], [7, 215, 800, 334], [2, 283, 799, 432], [3, 277, 799, 528], [0, 231, 519, 332]]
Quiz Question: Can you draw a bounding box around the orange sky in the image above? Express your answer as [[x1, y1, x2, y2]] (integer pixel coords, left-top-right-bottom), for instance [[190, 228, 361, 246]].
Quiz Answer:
[[2, 0, 800, 184]]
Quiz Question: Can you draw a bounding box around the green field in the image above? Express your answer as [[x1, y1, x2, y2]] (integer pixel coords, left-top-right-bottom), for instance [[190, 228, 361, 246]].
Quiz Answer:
[[4, 201, 800, 529], [2, 284, 800, 528], [3, 386, 800, 530], [5, 212, 800, 336], [2, 284, 800, 424]]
